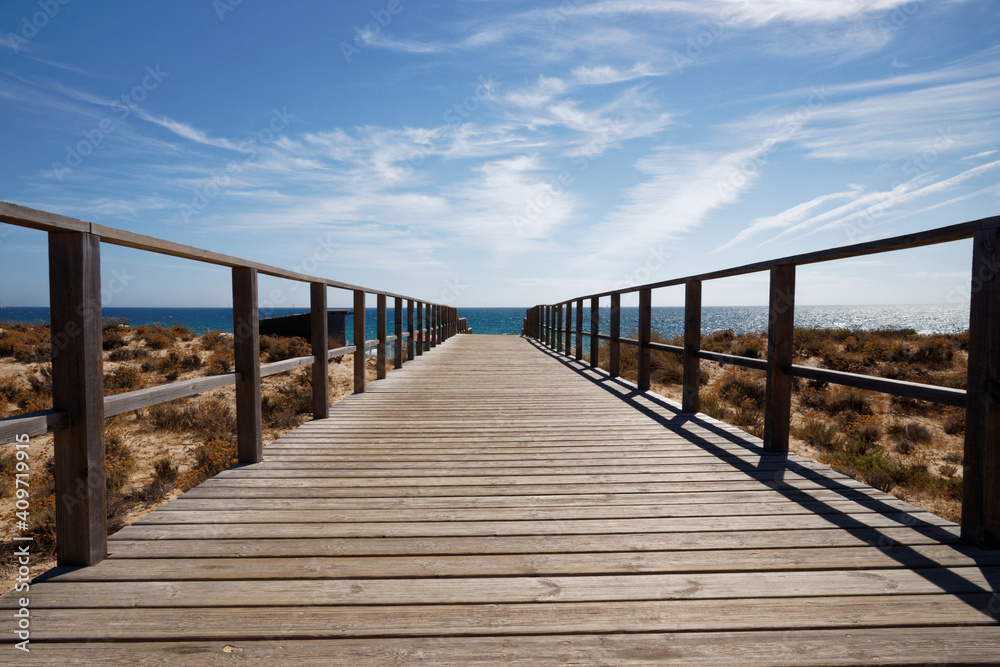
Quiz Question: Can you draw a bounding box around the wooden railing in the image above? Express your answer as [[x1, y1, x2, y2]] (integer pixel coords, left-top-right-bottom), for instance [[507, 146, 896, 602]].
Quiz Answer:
[[524, 215, 1000, 549], [0, 202, 460, 566]]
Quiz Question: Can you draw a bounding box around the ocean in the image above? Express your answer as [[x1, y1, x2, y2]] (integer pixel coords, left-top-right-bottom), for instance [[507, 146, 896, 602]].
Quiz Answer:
[[0, 304, 970, 347]]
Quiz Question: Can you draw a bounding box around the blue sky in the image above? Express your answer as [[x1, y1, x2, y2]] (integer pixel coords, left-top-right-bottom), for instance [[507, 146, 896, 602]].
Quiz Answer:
[[1, 0, 998, 309]]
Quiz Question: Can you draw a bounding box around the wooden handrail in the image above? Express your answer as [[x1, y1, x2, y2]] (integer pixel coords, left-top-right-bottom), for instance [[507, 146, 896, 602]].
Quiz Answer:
[[0, 202, 461, 567], [525, 214, 1000, 550]]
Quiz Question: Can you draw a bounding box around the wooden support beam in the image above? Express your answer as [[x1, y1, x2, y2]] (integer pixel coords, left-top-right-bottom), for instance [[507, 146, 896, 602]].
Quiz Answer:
[[590, 297, 599, 368], [683, 280, 702, 414], [424, 303, 431, 352], [963, 227, 1000, 548], [353, 290, 366, 394], [575, 299, 584, 361], [376, 293, 387, 380], [310, 283, 328, 420], [232, 267, 262, 464], [610, 293, 621, 378], [407, 299, 415, 361], [49, 231, 107, 567], [415, 302, 423, 356], [764, 264, 796, 453], [564, 302, 572, 355], [394, 297, 404, 369], [638, 288, 652, 391]]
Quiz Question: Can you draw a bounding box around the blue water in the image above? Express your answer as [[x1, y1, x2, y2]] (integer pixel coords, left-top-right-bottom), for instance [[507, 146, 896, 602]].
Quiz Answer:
[[0, 304, 970, 347]]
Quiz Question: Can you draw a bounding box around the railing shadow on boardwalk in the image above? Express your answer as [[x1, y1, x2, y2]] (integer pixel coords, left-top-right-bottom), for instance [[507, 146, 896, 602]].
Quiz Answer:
[[524, 336, 1000, 616]]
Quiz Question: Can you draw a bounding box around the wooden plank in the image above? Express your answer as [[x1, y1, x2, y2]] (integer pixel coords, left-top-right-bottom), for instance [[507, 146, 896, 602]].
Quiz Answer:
[[53, 544, 1000, 582], [311, 282, 329, 419], [11, 567, 997, 608], [328, 345, 356, 359], [23, 627, 1000, 666], [353, 290, 366, 393], [48, 230, 107, 566], [104, 372, 241, 415], [232, 266, 262, 464], [683, 280, 701, 413], [788, 364, 966, 406], [105, 526, 961, 558], [764, 264, 794, 453], [0, 408, 69, 444], [963, 226, 1000, 548], [259, 355, 313, 378], [565, 213, 1000, 300]]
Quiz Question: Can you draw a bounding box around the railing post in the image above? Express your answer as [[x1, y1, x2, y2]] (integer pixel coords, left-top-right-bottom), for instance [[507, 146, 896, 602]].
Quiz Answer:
[[638, 288, 651, 391], [564, 302, 572, 355], [376, 293, 387, 380], [424, 303, 431, 352], [310, 282, 329, 420], [963, 227, 1000, 548], [233, 267, 262, 463], [764, 264, 796, 452], [407, 299, 416, 361], [575, 299, 584, 361], [610, 293, 620, 377], [590, 297, 599, 368], [555, 304, 562, 353], [49, 231, 107, 566], [545, 306, 551, 347], [353, 290, 366, 394], [429, 304, 436, 348], [683, 280, 702, 414], [415, 301, 423, 356], [394, 297, 404, 369]]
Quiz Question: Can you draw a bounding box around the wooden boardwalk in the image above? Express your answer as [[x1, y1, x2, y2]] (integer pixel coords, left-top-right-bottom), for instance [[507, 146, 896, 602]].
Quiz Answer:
[[7, 334, 1000, 664]]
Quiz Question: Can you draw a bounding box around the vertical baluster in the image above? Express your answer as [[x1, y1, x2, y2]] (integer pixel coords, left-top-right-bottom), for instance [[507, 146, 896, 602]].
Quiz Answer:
[[575, 299, 584, 361], [610, 293, 621, 377], [394, 297, 404, 369], [963, 227, 1000, 548], [638, 288, 651, 391], [683, 280, 702, 414], [49, 231, 107, 566], [764, 265, 796, 452], [233, 267, 263, 463], [376, 293, 387, 380], [407, 299, 416, 361], [590, 297, 599, 368], [564, 302, 572, 355], [424, 303, 431, 352], [310, 282, 329, 419], [353, 290, 366, 393]]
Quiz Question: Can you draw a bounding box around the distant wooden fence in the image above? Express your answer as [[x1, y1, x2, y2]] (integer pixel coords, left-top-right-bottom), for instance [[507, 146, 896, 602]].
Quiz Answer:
[[0, 202, 459, 566], [523, 215, 1000, 549]]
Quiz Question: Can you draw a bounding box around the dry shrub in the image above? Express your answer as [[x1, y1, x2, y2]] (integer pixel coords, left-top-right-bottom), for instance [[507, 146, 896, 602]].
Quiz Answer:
[[842, 414, 882, 444], [109, 347, 145, 362], [206, 350, 234, 375], [104, 365, 144, 394], [262, 371, 313, 430], [801, 386, 874, 416], [105, 429, 136, 497], [888, 421, 932, 444], [699, 391, 728, 420], [154, 351, 203, 381], [102, 328, 127, 350], [144, 398, 236, 441], [939, 464, 959, 478], [717, 368, 766, 409], [0, 455, 14, 498], [259, 335, 312, 363], [0, 323, 51, 362], [178, 439, 237, 490], [797, 418, 839, 449], [136, 457, 180, 502], [201, 330, 231, 352], [942, 409, 965, 435]]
